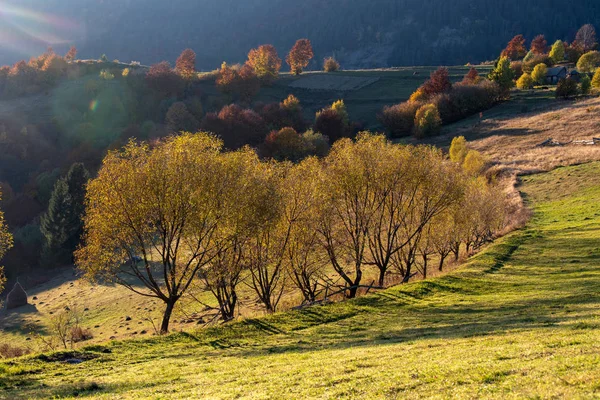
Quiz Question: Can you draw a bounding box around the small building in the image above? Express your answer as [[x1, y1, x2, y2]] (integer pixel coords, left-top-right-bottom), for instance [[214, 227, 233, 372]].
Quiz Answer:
[[568, 69, 581, 82], [545, 66, 567, 84]]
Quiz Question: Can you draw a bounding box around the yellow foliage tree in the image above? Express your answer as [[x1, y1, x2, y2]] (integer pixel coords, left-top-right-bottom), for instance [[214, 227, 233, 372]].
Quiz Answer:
[[463, 150, 486, 176], [592, 68, 600, 89], [516, 73, 534, 89], [246, 44, 282, 83], [449, 136, 468, 164], [531, 63, 548, 85]]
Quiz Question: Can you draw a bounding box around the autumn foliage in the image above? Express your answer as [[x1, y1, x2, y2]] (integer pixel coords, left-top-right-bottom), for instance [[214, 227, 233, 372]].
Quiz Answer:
[[175, 49, 197, 79], [422, 67, 453, 96], [246, 44, 282, 83], [531, 35, 548, 55], [287, 39, 314, 75], [502, 34, 527, 60]]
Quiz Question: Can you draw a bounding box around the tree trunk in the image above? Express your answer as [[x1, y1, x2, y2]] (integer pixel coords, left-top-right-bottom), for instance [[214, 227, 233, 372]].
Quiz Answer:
[[422, 254, 428, 279], [378, 267, 386, 288], [347, 268, 362, 298], [438, 253, 447, 272], [160, 299, 176, 334], [402, 261, 412, 283]]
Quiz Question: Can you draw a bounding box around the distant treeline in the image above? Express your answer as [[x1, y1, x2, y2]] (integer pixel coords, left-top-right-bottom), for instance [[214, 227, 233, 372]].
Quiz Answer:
[[5, 0, 600, 69]]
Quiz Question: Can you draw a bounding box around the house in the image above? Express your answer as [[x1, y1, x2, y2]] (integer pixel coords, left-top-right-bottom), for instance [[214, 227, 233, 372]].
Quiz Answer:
[[568, 69, 581, 82], [545, 66, 567, 84]]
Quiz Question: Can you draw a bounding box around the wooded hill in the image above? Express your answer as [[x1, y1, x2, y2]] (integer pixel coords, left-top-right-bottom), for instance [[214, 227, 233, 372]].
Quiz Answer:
[[4, 0, 600, 69]]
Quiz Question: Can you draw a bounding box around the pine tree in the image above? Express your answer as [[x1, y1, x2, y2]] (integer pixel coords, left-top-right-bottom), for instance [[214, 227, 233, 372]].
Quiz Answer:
[[41, 179, 71, 266], [40, 163, 89, 266]]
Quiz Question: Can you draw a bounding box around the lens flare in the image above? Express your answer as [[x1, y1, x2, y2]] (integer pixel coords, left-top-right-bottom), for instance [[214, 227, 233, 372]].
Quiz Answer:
[[89, 100, 99, 112], [0, 2, 84, 58]]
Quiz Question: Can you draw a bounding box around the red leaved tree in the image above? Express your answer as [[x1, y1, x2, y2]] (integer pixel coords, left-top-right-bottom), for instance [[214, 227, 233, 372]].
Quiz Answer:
[[422, 67, 452, 96], [286, 39, 314, 75], [531, 35, 548, 55], [462, 67, 480, 84], [65, 46, 77, 62], [502, 35, 527, 60]]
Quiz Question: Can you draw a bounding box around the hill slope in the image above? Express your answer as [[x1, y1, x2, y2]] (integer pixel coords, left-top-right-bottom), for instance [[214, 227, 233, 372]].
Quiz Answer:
[[3, 162, 600, 399], [2, 0, 600, 69]]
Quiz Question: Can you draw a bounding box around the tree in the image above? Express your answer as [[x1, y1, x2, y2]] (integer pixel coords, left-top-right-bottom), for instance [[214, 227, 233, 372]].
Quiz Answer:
[[246, 44, 282, 83], [555, 78, 578, 99], [488, 56, 515, 96], [40, 180, 71, 265], [175, 49, 196, 79], [501, 35, 527, 60], [323, 57, 340, 72], [0, 190, 12, 297], [449, 136, 468, 164], [263, 128, 307, 162], [146, 62, 184, 96], [592, 68, 600, 89], [64, 46, 77, 62], [531, 63, 548, 85], [315, 100, 350, 142], [549, 40, 565, 64], [462, 150, 486, 176], [413, 104, 442, 138], [40, 164, 89, 266], [580, 74, 592, 95], [462, 67, 480, 84], [575, 24, 598, 53], [165, 102, 199, 133], [422, 67, 452, 96], [286, 39, 314, 75], [577, 51, 600, 73], [531, 35, 548, 55], [76, 133, 230, 333], [516, 73, 534, 89]]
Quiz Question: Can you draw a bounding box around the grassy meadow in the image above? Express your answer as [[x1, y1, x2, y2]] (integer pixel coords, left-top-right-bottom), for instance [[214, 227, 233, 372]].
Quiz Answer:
[[3, 161, 600, 398]]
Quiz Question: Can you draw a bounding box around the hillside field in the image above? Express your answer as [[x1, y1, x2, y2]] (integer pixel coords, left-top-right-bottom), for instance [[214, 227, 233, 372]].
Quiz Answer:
[[3, 159, 600, 398]]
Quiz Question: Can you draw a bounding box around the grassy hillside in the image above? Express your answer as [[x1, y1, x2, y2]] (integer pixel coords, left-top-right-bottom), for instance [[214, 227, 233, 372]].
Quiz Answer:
[[3, 161, 600, 398]]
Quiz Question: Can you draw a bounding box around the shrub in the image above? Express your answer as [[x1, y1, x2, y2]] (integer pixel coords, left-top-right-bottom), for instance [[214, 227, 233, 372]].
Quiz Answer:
[[314, 108, 347, 143], [301, 130, 330, 157], [146, 62, 184, 96], [556, 78, 579, 99], [413, 104, 442, 138], [0, 344, 30, 359], [379, 101, 420, 137], [516, 73, 534, 89], [263, 127, 307, 161], [577, 51, 600, 73], [523, 55, 554, 73], [409, 87, 428, 102], [99, 69, 114, 80], [432, 80, 501, 124], [323, 57, 340, 72], [510, 61, 524, 79], [531, 63, 548, 85], [201, 104, 267, 148], [165, 102, 199, 133], [580, 74, 592, 95], [462, 67, 481, 84]]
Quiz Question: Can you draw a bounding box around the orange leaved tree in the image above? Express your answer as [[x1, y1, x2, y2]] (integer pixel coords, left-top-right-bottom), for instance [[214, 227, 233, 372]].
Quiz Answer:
[[286, 39, 314, 75]]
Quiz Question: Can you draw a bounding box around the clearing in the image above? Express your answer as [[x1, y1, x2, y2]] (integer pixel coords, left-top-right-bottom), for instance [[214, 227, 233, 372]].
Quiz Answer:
[[3, 161, 600, 398]]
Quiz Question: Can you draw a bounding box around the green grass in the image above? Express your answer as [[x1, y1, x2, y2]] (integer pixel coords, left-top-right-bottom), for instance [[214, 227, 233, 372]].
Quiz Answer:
[[4, 162, 600, 399]]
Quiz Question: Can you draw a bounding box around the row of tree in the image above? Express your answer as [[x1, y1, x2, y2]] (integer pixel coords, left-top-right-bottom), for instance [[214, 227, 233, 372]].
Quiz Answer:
[[76, 132, 505, 333]]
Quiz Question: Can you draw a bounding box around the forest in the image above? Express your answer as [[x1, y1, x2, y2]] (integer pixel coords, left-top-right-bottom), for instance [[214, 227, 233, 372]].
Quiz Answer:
[[3, 0, 600, 69]]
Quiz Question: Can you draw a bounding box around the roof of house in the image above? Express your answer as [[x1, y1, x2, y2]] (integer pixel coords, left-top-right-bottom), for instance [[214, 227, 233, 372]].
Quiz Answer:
[[546, 66, 567, 77]]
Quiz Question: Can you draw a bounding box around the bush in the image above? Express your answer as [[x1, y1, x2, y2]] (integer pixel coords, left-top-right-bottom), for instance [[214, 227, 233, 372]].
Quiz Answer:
[[413, 104, 442, 138], [314, 108, 347, 143], [523, 55, 554, 74], [432, 80, 501, 124], [379, 101, 420, 137], [516, 73, 534, 89], [580, 74, 592, 95], [510, 61, 523, 79], [263, 127, 308, 162], [165, 102, 199, 133], [556, 78, 579, 99], [201, 104, 267, 149], [323, 57, 340, 72], [0, 344, 30, 359]]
